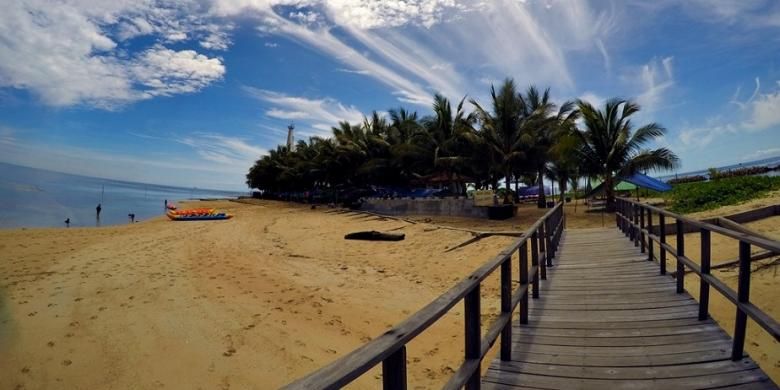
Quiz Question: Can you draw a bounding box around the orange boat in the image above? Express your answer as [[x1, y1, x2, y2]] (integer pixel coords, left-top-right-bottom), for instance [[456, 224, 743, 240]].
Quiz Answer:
[[168, 208, 215, 216]]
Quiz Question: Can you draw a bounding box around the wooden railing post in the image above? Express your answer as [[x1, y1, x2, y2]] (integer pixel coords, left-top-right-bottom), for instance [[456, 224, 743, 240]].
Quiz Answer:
[[519, 242, 529, 324], [647, 208, 654, 262], [699, 228, 711, 321], [621, 200, 627, 235], [732, 241, 751, 360], [538, 225, 547, 280], [464, 285, 481, 389], [500, 256, 512, 361], [659, 213, 667, 275], [382, 346, 407, 390], [531, 232, 540, 299], [639, 205, 646, 253], [544, 219, 553, 267], [676, 219, 685, 293], [616, 198, 621, 230], [624, 200, 631, 237], [633, 204, 640, 247]]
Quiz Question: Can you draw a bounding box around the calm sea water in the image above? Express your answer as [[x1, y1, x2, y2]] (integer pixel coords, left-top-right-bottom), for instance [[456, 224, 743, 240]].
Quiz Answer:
[[657, 156, 780, 181], [0, 162, 246, 229]]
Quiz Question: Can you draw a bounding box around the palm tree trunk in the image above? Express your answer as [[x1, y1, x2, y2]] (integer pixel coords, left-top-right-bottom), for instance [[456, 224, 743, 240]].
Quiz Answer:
[[605, 173, 615, 212], [537, 169, 546, 208], [505, 170, 512, 203]]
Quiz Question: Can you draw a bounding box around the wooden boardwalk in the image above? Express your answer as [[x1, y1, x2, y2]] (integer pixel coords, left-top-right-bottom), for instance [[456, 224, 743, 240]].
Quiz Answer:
[[483, 228, 778, 390]]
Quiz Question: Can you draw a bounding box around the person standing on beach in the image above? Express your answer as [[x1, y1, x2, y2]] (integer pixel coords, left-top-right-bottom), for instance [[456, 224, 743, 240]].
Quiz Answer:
[[65, 218, 70, 228], [164, 199, 168, 209], [128, 213, 135, 223], [96, 203, 102, 219]]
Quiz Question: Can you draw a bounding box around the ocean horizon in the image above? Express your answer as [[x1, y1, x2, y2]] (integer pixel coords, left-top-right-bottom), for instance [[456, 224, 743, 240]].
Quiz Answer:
[[0, 162, 247, 229]]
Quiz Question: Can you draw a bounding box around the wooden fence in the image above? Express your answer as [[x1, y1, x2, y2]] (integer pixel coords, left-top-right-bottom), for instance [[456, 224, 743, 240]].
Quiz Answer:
[[615, 197, 780, 360], [284, 202, 565, 390]]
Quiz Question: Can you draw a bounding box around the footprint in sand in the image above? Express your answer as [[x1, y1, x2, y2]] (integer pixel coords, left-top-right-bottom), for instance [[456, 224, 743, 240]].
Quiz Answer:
[[61, 359, 72, 366], [47, 341, 55, 347]]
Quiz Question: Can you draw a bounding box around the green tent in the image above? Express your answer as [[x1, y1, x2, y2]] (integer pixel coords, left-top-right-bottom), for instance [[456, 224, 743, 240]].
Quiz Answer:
[[590, 179, 637, 193]]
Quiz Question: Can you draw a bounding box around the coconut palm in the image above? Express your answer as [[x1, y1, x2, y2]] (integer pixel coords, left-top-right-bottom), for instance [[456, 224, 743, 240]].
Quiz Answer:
[[575, 98, 679, 211], [522, 87, 579, 207], [471, 79, 527, 195], [419, 94, 478, 194]]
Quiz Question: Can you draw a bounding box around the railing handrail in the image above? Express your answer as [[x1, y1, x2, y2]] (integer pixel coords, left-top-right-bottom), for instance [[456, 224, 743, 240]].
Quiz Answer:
[[617, 197, 780, 253], [614, 197, 780, 360], [284, 202, 564, 389]]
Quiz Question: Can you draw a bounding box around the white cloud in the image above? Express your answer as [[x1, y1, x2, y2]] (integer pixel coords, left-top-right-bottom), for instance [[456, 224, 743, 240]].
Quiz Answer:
[[678, 121, 737, 149], [743, 147, 780, 161], [244, 86, 366, 136], [579, 92, 605, 107], [178, 134, 266, 167], [0, 0, 228, 108], [0, 126, 15, 145], [132, 47, 225, 99], [264, 42, 279, 48], [743, 82, 780, 130], [632, 56, 675, 114], [324, 0, 459, 29]]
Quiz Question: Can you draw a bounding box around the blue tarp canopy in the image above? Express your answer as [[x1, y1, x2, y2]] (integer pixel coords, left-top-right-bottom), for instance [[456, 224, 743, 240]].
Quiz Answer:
[[587, 172, 671, 197], [622, 172, 672, 192]]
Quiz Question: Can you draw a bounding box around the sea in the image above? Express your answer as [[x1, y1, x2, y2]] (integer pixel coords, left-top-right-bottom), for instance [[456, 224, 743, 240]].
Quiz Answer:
[[656, 156, 780, 181], [0, 162, 247, 229]]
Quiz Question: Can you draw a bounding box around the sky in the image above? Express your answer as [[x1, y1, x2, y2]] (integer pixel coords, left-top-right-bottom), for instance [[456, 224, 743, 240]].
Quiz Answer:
[[0, 0, 779, 190]]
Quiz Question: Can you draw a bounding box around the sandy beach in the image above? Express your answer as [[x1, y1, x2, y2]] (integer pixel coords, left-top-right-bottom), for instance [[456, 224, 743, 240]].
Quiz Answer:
[[1, 198, 778, 389], [1, 199, 522, 389]]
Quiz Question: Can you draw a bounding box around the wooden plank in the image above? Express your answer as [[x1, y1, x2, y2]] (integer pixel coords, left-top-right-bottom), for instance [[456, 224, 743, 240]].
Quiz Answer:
[[509, 339, 733, 356], [483, 368, 770, 390], [488, 358, 758, 380], [509, 331, 731, 347], [506, 348, 735, 367], [482, 227, 778, 390]]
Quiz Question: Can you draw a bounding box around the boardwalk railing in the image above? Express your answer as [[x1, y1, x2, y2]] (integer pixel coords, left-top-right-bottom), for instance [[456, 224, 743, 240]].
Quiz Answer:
[[285, 202, 565, 390], [615, 197, 780, 360]]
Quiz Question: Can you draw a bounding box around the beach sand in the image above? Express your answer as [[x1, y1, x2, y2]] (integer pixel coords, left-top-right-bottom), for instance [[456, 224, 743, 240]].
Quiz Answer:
[[1, 198, 778, 388], [0, 199, 527, 389]]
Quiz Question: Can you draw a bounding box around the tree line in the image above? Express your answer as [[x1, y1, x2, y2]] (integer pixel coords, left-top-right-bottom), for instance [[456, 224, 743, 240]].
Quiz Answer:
[[246, 78, 679, 210]]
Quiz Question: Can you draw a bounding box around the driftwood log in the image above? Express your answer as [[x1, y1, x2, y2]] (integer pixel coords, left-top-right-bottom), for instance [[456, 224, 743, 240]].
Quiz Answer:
[[344, 231, 405, 241]]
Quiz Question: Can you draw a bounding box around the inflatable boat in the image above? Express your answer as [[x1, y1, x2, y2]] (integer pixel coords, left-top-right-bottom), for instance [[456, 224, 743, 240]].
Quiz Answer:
[[167, 211, 232, 221]]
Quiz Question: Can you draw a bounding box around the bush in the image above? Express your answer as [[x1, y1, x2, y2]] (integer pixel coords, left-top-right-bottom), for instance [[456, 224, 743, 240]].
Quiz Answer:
[[710, 165, 772, 180], [668, 176, 780, 213]]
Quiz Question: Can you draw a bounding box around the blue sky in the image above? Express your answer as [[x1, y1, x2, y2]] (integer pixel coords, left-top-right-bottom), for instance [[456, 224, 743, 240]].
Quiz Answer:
[[1, 0, 779, 190]]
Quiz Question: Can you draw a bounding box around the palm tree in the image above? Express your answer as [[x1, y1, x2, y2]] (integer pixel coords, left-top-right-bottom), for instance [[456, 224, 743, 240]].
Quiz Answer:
[[471, 79, 527, 196], [575, 98, 679, 211], [521, 86, 579, 207], [420, 94, 477, 194]]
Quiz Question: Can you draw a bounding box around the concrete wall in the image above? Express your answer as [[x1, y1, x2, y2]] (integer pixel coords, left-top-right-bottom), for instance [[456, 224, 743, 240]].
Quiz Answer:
[[361, 198, 488, 218]]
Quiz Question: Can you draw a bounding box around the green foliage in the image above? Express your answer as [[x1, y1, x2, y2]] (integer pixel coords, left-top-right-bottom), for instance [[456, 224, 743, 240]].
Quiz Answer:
[[668, 176, 780, 213], [246, 79, 679, 202]]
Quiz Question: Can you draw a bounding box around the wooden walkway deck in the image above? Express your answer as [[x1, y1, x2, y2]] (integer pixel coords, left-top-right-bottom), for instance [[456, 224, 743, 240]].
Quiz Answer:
[[483, 228, 778, 390]]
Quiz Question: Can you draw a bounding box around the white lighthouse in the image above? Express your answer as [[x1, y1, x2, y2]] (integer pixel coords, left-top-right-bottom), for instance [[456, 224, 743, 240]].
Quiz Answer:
[[286, 123, 295, 151]]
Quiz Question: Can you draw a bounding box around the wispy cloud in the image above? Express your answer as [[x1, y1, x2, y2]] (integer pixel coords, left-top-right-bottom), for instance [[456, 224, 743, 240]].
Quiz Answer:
[[629, 56, 675, 114], [0, 126, 15, 145], [243, 86, 365, 136], [742, 147, 780, 161]]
